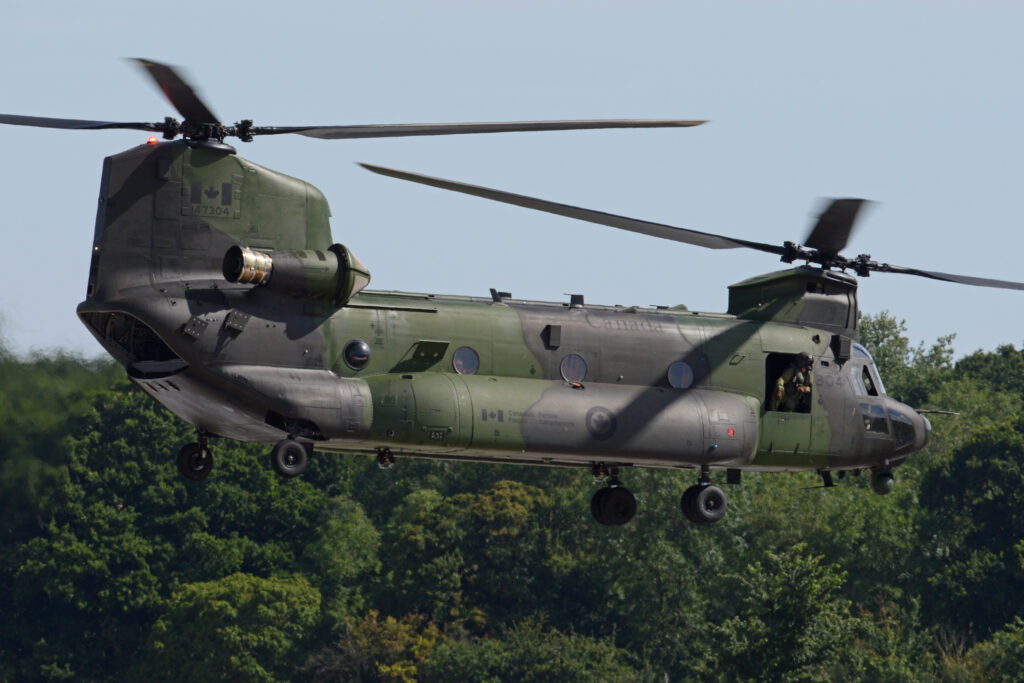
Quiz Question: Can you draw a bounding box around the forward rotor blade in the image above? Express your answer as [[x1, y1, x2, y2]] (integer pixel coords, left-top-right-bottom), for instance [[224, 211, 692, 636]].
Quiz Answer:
[[0, 114, 157, 132], [131, 58, 219, 124], [258, 119, 705, 140], [874, 263, 1024, 291], [360, 163, 785, 254], [804, 198, 869, 256]]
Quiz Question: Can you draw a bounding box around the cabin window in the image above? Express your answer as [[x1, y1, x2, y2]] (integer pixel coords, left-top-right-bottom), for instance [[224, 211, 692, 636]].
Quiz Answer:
[[452, 346, 480, 375], [560, 354, 588, 383], [343, 339, 371, 370], [667, 361, 694, 389]]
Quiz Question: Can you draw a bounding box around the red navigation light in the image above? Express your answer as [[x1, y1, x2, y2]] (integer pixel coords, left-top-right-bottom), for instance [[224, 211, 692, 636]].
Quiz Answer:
[[727, 427, 735, 437], [147, 136, 158, 145]]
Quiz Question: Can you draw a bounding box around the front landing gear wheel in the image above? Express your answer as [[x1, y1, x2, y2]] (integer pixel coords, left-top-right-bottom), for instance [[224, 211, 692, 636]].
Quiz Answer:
[[177, 442, 213, 482], [271, 439, 309, 478], [871, 469, 894, 496], [590, 485, 637, 526], [681, 484, 727, 523]]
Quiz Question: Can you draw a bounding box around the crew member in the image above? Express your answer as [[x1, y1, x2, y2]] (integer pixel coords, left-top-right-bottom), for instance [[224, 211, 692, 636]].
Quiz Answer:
[[771, 352, 813, 412]]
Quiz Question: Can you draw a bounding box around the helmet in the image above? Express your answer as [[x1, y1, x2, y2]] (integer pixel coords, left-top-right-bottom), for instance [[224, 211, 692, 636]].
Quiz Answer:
[[796, 352, 812, 368]]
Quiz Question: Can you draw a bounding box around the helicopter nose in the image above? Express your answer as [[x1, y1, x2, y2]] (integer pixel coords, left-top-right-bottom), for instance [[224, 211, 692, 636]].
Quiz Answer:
[[886, 398, 930, 455]]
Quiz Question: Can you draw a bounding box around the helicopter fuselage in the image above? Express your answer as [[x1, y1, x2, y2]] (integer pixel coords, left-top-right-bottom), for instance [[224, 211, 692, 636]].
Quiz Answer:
[[77, 140, 929, 478]]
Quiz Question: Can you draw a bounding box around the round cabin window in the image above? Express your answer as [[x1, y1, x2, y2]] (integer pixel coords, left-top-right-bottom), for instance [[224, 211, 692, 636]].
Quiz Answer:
[[452, 346, 480, 375], [560, 353, 588, 383], [667, 361, 694, 389], [343, 339, 371, 370]]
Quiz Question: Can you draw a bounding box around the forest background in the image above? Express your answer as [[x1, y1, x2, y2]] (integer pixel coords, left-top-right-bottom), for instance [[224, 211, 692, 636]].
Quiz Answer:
[[2, 311, 1024, 681]]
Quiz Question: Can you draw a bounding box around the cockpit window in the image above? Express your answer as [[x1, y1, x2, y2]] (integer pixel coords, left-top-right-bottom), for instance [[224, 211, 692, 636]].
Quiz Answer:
[[862, 367, 879, 397], [889, 409, 916, 451], [851, 342, 886, 396], [851, 342, 873, 362], [861, 402, 889, 433]]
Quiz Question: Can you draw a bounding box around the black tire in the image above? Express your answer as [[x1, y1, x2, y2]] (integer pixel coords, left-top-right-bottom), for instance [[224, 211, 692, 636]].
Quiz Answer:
[[591, 487, 611, 525], [270, 439, 309, 478], [600, 486, 637, 526], [680, 485, 699, 522], [871, 470, 894, 496], [692, 485, 727, 523], [177, 442, 213, 482]]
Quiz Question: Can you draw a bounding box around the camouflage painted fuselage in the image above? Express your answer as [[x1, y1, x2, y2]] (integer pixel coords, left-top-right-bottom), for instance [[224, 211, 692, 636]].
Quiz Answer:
[[78, 141, 929, 475]]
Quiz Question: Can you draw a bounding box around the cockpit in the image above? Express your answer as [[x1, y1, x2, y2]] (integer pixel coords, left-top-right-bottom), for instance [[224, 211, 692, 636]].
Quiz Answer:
[[846, 342, 924, 454]]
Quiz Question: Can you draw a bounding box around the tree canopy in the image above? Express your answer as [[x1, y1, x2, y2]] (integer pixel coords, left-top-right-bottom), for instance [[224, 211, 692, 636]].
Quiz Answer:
[[2, 313, 1023, 680]]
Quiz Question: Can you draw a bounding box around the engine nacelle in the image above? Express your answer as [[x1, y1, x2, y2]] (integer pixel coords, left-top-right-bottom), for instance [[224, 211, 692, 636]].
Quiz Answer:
[[223, 244, 370, 305]]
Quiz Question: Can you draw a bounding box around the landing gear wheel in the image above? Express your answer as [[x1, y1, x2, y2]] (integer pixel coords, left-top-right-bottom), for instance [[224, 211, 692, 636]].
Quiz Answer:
[[693, 485, 727, 523], [681, 485, 699, 522], [591, 487, 610, 523], [871, 469, 894, 496], [270, 439, 309, 478], [590, 486, 636, 526], [177, 442, 213, 482], [681, 484, 728, 523]]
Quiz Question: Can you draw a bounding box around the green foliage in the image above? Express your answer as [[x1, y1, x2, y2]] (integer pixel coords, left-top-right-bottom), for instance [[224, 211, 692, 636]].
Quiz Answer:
[[964, 616, 1024, 681], [5, 315, 1024, 680], [957, 343, 1024, 399], [916, 415, 1024, 637], [703, 544, 857, 681], [302, 610, 442, 682], [375, 480, 557, 626], [841, 597, 934, 682], [0, 346, 124, 540], [426, 618, 639, 681], [141, 572, 321, 682], [0, 374, 378, 680]]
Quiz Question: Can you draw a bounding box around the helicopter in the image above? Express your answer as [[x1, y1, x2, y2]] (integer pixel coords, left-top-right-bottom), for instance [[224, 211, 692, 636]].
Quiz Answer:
[[4, 60, 1022, 527]]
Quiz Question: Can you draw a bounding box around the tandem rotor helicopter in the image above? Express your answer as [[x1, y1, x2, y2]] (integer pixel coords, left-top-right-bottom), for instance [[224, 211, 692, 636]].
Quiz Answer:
[[4, 59, 1022, 526]]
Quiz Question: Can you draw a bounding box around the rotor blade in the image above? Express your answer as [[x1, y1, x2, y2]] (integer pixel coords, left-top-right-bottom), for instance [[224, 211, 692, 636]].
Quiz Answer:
[[874, 263, 1024, 291], [256, 119, 706, 140], [0, 114, 158, 132], [804, 198, 869, 256], [131, 58, 219, 124], [360, 163, 786, 254]]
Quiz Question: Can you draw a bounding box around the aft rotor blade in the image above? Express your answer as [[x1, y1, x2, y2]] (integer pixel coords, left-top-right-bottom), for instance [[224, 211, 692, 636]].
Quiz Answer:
[[360, 163, 785, 254], [803, 198, 869, 256], [131, 58, 220, 124], [258, 119, 706, 140], [0, 114, 157, 132], [875, 263, 1024, 291]]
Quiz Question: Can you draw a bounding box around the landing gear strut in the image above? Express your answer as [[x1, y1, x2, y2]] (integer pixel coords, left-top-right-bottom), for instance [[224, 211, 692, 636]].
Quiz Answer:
[[589, 464, 637, 526], [270, 438, 310, 478], [376, 448, 395, 470], [681, 466, 728, 524], [177, 438, 213, 482]]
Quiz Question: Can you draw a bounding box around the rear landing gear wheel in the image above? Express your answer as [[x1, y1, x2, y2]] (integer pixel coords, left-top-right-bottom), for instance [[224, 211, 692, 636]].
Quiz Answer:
[[590, 485, 637, 526], [271, 439, 309, 478], [177, 442, 213, 482], [681, 484, 728, 524]]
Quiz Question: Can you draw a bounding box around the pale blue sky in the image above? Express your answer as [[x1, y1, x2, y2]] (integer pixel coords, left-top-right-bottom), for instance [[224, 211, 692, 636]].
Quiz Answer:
[[2, 1, 1022, 360]]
